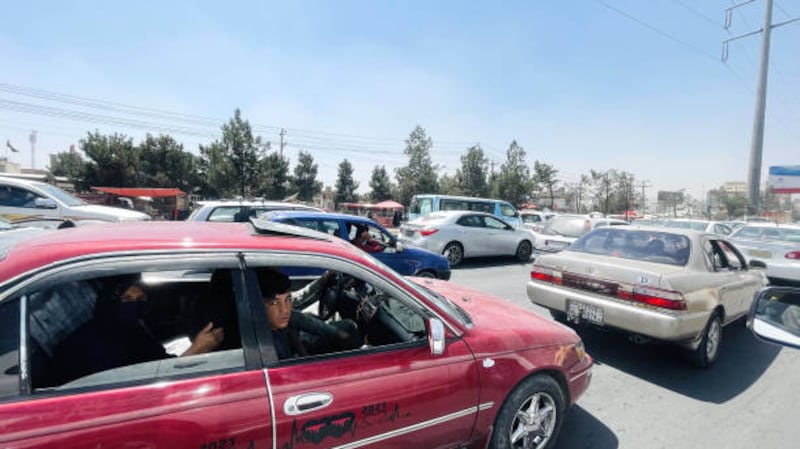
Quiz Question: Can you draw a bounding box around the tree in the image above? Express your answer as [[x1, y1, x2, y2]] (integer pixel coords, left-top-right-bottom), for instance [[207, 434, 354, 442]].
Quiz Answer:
[[335, 159, 359, 205], [138, 134, 199, 191], [81, 131, 139, 188], [611, 171, 635, 216], [395, 125, 439, 206], [708, 188, 748, 219], [259, 152, 291, 200], [49, 148, 89, 191], [589, 169, 613, 215], [438, 173, 462, 195], [492, 140, 531, 206], [199, 109, 266, 198], [455, 145, 489, 197], [198, 142, 234, 198], [291, 151, 323, 202], [369, 165, 393, 202], [533, 161, 558, 210]]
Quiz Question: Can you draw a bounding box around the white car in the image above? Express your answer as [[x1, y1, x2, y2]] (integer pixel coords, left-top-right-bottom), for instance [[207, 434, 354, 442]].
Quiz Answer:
[[519, 209, 556, 232], [659, 219, 734, 236], [186, 199, 323, 222], [729, 223, 800, 286], [399, 210, 533, 267], [0, 177, 150, 223], [531, 214, 628, 254]]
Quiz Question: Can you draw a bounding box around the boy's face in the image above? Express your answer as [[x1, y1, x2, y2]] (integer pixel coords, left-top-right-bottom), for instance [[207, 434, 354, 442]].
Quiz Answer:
[[264, 292, 292, 330]]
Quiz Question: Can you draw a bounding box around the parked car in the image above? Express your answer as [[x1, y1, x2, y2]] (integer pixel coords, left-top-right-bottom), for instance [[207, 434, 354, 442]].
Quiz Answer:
[[408, 194, 523, 228], [399, 210, 534, 267], [0, 219, 592, 448], [186, 199, 322, 222], [721, 220, 746, 232], [531, 214, 629, 254], [630, 217, 663, 227], [0, 176, 151, 223], [660, 219, 733, 236], [264, 211, 451, 279], [520, 209, 556, 232], [528, 226, 768, 367], [748, 286, 800, 349], [729, 223, 800, 286]]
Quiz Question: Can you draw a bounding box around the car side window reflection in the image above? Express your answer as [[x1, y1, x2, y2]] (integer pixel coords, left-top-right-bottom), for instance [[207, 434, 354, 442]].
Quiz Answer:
[[483, 216, 508, 230], [24, 269, 245, 393], [0, 299, 20, 398], [253, 267, 429, 365]]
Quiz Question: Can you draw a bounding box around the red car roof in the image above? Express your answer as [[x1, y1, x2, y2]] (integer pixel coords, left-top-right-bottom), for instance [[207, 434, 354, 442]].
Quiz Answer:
[[0, 222, 373, 282]]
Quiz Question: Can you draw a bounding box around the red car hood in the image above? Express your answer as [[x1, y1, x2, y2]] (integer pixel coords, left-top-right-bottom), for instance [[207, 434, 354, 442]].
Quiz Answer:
[[421, 279, 581, 355]]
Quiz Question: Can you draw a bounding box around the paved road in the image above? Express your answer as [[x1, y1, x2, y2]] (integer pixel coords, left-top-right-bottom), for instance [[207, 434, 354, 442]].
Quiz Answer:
[[449, 257, 800, 449]]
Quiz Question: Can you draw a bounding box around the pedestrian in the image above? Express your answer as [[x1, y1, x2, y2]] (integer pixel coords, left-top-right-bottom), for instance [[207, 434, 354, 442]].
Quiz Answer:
[[392, 209, 401, 228]]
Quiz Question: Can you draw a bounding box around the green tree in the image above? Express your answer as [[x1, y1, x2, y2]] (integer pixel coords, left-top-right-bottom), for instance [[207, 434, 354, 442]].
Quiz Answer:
[[709, 188, 748, 219], [49, 148, 89, 191], [395, 125, 439, 206], [455, 145, 489, 197], [611, 171, 635, 215], [589, 169, 613, 215], [259, 152, 291, 200], [291, 151, 323, 202], [198, 142, 234, 198], [533, 161, 559, 210], [199, 109, 266, 198], [369, 165, 393, 202], [138, 134, 199, 191], [334, 159, 359, 205], [81, 131, 139, 187], [491, 140, 531, 206], [438, 173, 462, 195]]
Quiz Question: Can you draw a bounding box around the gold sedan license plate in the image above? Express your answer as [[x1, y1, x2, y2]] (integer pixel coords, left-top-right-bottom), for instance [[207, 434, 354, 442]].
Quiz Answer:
[[748, 249, 771, 259], [567, 301, 604, 325]]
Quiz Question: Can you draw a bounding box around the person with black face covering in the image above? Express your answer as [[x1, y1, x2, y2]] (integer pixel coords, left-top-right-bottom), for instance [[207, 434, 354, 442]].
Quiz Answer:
[[47, 276, 224, 386]]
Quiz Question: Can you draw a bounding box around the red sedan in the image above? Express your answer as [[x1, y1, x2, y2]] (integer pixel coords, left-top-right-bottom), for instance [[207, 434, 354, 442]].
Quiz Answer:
[[0, 220, 591, 449]]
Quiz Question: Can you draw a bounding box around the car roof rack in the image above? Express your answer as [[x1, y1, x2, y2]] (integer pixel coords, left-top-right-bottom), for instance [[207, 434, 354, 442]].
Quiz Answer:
[[250, 217, 333, 241]]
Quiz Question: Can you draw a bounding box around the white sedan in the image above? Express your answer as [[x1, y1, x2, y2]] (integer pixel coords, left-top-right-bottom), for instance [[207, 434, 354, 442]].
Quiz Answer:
[[399, 210, 534, 267], [527, 226, 768, 367], [729, 223, 800, 285]]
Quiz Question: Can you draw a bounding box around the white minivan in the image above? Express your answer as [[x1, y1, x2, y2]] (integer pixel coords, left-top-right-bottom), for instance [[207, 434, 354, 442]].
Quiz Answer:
[[0, 177, 151, 223]]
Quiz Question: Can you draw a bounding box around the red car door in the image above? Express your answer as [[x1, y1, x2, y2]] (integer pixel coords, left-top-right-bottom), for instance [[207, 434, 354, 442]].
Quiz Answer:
[[3, 372, 273, 449], [268, 338, 480, 449], [242, 264, 482, 449], [0, 262, 275, 449]]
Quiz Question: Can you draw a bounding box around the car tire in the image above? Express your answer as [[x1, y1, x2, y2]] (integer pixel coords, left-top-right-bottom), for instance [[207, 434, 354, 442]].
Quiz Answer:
[[443, 242, 464, 267], [690, 311, 722, 369], [490, 374, 566, 449], [415, 270, 436, 278], [516, 240, 533, 262]]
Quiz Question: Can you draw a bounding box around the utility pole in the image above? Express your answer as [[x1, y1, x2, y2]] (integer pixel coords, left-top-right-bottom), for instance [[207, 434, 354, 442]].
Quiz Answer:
[[638, 180, 651, 216], [28, 130, 36, 169], [723, 0, 799, 214], [279, 128, 286, 158]]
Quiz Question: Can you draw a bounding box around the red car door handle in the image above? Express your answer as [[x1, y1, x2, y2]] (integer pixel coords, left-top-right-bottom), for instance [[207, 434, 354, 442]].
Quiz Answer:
[[284, 392, 334, 416]]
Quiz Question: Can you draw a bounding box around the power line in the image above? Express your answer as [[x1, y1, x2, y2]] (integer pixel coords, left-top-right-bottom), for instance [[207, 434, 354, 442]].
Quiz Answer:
[[726, 0, 800, 120], [669, 0, 721, 27], [0, 99, 220, 138], [594, 0, 720, 62], [775, 1, 794, 19]]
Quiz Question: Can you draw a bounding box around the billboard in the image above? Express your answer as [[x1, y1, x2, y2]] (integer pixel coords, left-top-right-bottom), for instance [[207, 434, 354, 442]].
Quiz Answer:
[[768, 166, 800, 194], [657, 191, 684, 203]]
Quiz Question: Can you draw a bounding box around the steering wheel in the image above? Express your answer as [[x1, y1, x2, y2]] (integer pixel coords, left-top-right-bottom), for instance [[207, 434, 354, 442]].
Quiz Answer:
[[318, 272, 345, 320]]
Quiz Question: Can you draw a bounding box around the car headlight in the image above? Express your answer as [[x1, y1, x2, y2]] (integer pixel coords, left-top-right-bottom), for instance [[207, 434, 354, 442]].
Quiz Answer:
[[574, 341, 586, 361]]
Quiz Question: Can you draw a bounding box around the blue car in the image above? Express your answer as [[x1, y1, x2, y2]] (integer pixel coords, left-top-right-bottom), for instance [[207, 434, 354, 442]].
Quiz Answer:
[[264, 211, 451, 280]]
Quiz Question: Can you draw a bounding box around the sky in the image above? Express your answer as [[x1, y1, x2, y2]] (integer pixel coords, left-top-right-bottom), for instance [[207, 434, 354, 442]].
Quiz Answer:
[[0, 0, 798, 202]]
